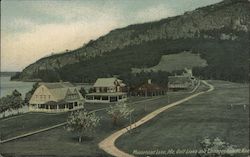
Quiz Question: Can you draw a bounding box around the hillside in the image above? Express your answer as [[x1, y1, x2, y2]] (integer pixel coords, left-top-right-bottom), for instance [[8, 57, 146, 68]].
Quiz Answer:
[[12, 0, 250, 83], [132, 51, 207, 73]]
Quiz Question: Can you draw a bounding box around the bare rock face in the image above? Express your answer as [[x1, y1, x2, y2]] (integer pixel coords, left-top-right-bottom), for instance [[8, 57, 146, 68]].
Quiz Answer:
[[17, 0, 250, 81]]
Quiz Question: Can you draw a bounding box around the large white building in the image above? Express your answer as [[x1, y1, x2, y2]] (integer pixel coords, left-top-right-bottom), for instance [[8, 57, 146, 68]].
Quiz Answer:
[[85, 78, 127, 103], [29, 82, 84, 112]]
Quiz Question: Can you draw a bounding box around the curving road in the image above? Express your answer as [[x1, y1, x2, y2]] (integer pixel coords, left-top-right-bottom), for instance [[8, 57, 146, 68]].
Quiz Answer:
[[98, 80, 214, 157]]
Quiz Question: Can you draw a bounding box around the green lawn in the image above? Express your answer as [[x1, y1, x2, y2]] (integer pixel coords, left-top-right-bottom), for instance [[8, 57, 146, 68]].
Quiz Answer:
[[0, 83, 203, 156], [0, 112, 69, 140], [0, 96, 148, 140], [0, 96, 157, 141], [116, 80, 249, 156]]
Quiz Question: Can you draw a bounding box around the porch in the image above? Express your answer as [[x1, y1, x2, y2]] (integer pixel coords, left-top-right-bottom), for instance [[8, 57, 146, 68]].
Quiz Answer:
[[29, 101, 84, 112], [85, 92, 127, 103]]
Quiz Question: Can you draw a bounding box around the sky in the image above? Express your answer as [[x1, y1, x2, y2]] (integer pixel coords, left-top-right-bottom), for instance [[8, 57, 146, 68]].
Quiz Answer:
[[1, 0, 222, 72]]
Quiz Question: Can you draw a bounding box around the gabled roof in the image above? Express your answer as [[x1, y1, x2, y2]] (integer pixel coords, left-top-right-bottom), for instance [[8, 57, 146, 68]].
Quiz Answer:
[[50, 87, 83, 101], [29, 82, 83, 104], [93, 78, 118, 87], [39, 82, 74, 89]]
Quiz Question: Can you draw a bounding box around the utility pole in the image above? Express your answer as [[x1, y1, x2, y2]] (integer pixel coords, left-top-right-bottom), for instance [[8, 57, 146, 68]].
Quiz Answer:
[[129, 112, 132, 132], [167, 92, 170, 103]]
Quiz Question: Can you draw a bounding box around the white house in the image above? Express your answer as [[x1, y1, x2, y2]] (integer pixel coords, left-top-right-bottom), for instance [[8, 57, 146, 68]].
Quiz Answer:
[[29, 82, 84, 112], [85, 78, 127, 103]]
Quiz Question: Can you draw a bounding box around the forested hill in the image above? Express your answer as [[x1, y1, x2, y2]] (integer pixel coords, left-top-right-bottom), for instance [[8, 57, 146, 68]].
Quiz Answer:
[[1, 72, 18, 77], [12, 0, 250, 84]]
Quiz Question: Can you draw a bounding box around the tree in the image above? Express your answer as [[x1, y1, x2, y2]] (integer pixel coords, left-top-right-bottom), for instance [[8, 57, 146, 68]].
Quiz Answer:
[[65, 110, 100, 143], [107, 102, 134, 126], [0, 96, 9, 113], [0, 89, 24, 113], [79, 87, 87, 97], [25, 82, 39, 103], [10, 90, 24, 110]]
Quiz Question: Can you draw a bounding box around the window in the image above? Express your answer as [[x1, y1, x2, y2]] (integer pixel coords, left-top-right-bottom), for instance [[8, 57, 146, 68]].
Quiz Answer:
[[86, 96, 93, 100], [48, 95, 50, 100], [94, 96, 101, 100], [110, 96, 118, 102], [59, 104, 65, 109], [69, 103, 73, 109], [102, 96, 108, 100], [104, 88, 107, 92]]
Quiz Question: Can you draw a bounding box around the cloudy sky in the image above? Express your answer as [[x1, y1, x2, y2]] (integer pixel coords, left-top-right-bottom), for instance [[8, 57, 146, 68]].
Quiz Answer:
[[1, 0, 222, 72]]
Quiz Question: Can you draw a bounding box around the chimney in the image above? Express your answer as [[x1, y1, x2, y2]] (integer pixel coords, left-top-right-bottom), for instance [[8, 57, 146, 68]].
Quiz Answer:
[[148, 79, 152, 84]]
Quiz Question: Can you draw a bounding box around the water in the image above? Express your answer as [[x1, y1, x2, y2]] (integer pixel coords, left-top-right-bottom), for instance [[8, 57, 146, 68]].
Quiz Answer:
[[0, 76, 35, 98]]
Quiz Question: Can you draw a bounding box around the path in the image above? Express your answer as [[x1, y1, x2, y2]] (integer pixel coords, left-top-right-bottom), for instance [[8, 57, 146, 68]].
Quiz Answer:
[[98, 80, 214, 157], [0, 123, 66, 144]]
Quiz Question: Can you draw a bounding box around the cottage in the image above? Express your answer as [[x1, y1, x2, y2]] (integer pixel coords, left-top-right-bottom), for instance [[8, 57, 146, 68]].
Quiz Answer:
[[29, 82, 84, 112], [85, 78, 127, 103], [131, 79, 166, 97]]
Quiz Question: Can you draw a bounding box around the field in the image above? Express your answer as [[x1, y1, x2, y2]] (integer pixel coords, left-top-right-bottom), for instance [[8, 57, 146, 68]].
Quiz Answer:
[[116, 80, 249, 156], [132, 51, 207, 73], [0, 112, 69, 139], [0, 84, 203, 156]]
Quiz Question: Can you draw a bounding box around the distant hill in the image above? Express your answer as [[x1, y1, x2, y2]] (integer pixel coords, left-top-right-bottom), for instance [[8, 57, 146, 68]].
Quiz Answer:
[[1, 72, 19, 77], [12, 0, 250, 83]]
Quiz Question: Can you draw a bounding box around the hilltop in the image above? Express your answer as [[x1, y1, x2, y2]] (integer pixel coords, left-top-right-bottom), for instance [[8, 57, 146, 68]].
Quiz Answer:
[[12, 0, 250, 83]]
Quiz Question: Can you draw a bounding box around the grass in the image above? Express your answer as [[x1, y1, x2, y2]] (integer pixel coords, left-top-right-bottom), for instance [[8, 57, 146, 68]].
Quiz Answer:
[[116, 80, 249, 157], [132, 51, 207, 73], [0, 112, 69, 140], [0, 96, 148, 140], [0, 83, 203, 156]]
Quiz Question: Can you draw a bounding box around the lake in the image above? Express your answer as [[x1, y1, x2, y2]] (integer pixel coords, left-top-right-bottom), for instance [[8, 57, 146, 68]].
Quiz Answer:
[[0, 76, 35, 98]]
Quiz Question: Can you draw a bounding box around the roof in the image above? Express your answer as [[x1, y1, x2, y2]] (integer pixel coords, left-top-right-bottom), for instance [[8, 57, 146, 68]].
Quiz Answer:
[[49, 88, 70, 100], [168, 75, 191, 84], [135, 83, 165, 91], [39, 82, 74, 89], [30, 82, 83, 104], [41, 82, 80, 100], [93, 78, 122, 87], [86, 92, 126, 96]]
